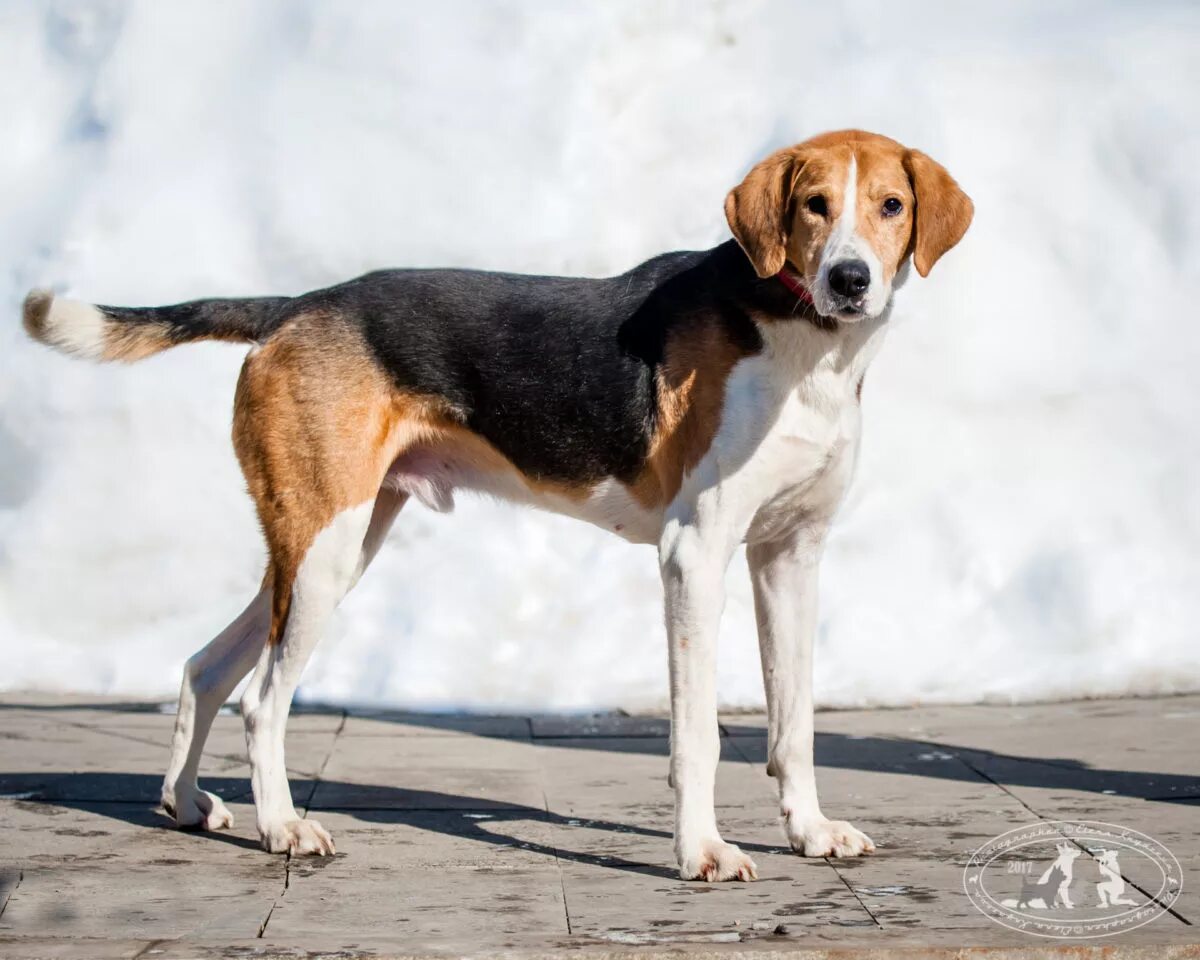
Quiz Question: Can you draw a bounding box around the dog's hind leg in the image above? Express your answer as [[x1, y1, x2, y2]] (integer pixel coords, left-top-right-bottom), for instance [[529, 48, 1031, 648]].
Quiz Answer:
[[231, 329, 409, 855], [162, 588, 271, 830], [241, 503, 372, 854], [239, 486, 405, 855], [159, 482, 405, 834]]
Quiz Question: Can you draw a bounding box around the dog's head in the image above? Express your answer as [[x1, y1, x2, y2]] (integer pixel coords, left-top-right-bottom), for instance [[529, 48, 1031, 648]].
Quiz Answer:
[[1056, 841, 1082, 861], [725, 130, 973, 321]]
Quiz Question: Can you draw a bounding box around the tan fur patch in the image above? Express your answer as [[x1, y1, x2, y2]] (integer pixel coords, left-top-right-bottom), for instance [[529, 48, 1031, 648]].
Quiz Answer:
[[103, 322, 177, 362], [104, 320, 273, 362], [232, 314, 414, 645], [626, 317, 756, 509]]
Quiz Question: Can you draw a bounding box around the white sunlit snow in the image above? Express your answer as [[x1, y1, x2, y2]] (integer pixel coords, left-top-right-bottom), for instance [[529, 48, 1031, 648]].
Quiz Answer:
[[1, 2, 1198, 710]]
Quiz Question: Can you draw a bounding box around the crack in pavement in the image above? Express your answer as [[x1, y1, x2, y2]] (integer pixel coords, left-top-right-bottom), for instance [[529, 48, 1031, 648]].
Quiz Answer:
[[131, 938, 171, 959], [257, 709, 348, 939], [540, 785, 573, 936], [0, 868, 22, 920], [829, 860, 882, 927]]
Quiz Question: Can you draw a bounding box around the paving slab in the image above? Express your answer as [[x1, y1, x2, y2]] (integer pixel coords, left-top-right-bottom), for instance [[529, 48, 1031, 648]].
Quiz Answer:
[[538, 737, 772, 816], [291, 808, 559, 870], [311, 734, 546, 810], [0, 799, 278, 940], [0, 938, 153, 959], [553, 811, 871, 940], [266, 862, 567, 946]]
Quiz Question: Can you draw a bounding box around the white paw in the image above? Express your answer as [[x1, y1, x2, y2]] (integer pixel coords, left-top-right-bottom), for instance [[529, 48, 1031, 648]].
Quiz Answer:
[[164, 786, 235, 832], [678, 838, 758, 882], [262, 818, 336, 856], [787, 815, 875, 858]]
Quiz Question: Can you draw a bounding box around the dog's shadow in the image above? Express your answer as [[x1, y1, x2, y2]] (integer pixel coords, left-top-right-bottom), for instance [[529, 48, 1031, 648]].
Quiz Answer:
[[0, 772, 714, 880], [2, 705, 1197, 880]]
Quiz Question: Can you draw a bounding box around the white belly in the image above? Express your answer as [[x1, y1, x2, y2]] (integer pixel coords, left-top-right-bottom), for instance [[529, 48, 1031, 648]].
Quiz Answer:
[[534, 478, 663, 545], [387, 448, 663, 545]]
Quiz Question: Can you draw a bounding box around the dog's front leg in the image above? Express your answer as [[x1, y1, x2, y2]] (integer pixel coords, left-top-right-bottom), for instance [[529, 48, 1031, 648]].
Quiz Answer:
[[660, 517, 757, 882], [747, 531, 875, 858]]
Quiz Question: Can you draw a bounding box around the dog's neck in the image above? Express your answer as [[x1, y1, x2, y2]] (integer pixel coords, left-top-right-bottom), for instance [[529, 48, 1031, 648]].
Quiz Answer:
[[756, 298, 890, 393], [775, 266, 814, 305]]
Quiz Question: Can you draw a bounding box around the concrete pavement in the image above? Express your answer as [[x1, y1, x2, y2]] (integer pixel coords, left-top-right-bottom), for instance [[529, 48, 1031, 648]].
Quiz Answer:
[[0, 693, 1197, 957]]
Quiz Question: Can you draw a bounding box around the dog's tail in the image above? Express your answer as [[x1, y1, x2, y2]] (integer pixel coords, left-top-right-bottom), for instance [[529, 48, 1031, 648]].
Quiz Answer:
[[22, 289, 293, 362]]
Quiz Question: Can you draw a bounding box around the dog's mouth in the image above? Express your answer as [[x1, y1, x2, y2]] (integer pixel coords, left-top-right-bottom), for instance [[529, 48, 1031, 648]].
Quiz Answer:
[[818, 296, 869, 322], [809, 277, 872, 321]]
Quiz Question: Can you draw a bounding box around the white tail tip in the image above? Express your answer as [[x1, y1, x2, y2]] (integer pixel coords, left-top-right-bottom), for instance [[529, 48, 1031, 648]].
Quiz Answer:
[[23, 289, 108, 360]]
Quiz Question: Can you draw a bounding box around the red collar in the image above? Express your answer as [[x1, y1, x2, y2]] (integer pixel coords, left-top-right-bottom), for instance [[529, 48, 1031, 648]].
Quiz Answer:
[[776, 267, 814, 305]]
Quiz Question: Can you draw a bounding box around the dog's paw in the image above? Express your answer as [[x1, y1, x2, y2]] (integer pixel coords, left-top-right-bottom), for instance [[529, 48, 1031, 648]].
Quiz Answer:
[[787, 815, 875, 858], [678, 838, 758, 882], [262, 818, 336, 856], [164, 786, 235, 832]]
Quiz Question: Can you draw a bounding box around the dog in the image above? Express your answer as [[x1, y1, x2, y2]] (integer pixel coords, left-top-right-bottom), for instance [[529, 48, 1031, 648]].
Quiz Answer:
[[1015, 864, 1067, 910], [22, 129, 972, 881], [1040, 842, 1082, 908], [1095, 850, 1139, 907]]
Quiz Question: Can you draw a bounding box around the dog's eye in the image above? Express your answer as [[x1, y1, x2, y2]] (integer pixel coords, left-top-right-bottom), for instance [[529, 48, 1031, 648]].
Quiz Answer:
[[882, 197, 903, 217], [805, 195, 827, 217]]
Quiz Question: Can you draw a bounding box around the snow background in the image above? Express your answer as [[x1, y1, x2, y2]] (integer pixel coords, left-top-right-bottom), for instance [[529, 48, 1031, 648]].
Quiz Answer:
[[2, 1, 1198, 710]]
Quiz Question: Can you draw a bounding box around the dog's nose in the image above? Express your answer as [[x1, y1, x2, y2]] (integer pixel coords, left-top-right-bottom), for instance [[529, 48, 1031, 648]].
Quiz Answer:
[[828, 260, 870, 298]]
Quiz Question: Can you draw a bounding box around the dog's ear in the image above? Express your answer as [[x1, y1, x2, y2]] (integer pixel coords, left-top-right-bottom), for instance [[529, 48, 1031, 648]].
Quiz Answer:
[[904, 149, 974, 277], [724, 149, 799, 278]]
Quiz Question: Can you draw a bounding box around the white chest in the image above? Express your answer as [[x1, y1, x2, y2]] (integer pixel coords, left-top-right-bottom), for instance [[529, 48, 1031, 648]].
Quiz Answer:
[[688, 316, 887, 543], [742, 395, 861, 542]]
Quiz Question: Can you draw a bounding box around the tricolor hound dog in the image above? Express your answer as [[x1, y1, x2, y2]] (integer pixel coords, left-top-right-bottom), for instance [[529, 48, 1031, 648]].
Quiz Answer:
[[23, 129, 972, 881]]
